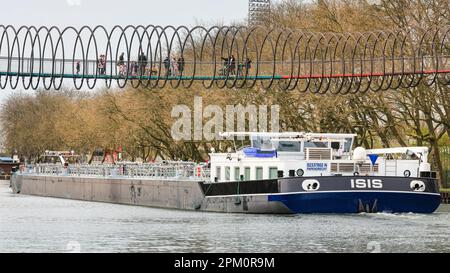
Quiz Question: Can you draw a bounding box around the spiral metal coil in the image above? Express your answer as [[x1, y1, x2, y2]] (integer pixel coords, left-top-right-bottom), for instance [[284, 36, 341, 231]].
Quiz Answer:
[[0, 25, 449, 93]]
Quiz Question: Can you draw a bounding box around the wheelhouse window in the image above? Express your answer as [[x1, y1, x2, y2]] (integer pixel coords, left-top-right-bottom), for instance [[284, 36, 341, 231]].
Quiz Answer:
[[216, 166, 221, 181], [39, 156, 60, 164], [234, 167, 240, 181], [331, 142, 340, 150], [251, 136, 273, 150], [63, 156, 79, 164], [225, 167, 230, 181], [244, 167, 251, 181], [256, 167, 263, 180], [269, 167, 278, 179], [343, 137, 353, 153], [276, 141, 300, 152]]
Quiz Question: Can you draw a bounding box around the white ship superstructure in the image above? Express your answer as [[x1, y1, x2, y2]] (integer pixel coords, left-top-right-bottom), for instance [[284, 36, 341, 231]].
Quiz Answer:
[[209, 132, 432, 182]]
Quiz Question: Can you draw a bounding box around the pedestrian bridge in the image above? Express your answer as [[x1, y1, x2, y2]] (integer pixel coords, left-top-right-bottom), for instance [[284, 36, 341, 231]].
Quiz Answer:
[[0, 25, 448, 93]]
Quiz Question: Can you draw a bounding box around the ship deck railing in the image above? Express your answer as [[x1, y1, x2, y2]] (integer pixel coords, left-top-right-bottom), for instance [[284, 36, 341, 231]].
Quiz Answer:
[[19, 163, 210, 181]]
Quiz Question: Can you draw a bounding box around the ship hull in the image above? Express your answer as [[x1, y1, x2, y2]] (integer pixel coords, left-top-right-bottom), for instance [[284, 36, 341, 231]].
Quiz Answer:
[[268, 191, 441, 213], [10, 174, 441, 214]]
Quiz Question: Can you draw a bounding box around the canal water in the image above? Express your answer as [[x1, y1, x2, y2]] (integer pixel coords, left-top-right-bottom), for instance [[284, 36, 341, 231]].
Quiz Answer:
[[0, 183, 449, 253]]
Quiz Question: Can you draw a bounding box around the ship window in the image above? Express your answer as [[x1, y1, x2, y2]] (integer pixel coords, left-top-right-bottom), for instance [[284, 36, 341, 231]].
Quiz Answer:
[[64, 156, 79, 164], [407, 153, 419, 160], [234, 167, 240, 181], [304, 141, 328, 148], [331, 142, 340, 150], [277, 141, 300, 152], [256, 167, 263, 180], [269, 167, 278, 179], [251, 136, 273, 149], [216, 166, 221, 181], [244, 167, 251, 181], [42, 156, 59, 164], [344, 138, 353, 152], [225, 167, 230, 181]]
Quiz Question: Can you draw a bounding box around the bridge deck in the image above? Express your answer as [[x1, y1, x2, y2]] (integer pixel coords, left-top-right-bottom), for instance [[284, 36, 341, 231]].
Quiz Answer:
[[1, 69, 449, 81]]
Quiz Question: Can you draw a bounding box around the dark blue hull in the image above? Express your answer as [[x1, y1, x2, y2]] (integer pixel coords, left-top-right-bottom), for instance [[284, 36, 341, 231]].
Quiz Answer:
[[268, 191, 441, 214]]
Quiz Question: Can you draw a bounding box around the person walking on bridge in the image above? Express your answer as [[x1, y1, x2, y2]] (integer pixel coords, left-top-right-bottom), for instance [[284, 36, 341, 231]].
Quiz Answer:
[[163, 56, 171, 76], [221, 56, 230, 76], [97, 55, 106, 75], [177, 56, 185, 75], [117, 52, 125, 76], [244, 58, 252, 76], [97, 56, 102, 75], [138, 51, 147, 75], [118, 52, 125, 66], [171, 56, 178, 76], [75, 61, 80, 75], [230, 55, 236, 76]]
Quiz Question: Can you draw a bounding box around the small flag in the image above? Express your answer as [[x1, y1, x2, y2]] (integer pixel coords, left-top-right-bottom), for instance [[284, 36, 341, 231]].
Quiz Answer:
[[368, 154, 379, 165]]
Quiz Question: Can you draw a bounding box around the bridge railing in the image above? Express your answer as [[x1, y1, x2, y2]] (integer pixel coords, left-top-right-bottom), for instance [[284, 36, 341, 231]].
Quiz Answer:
[[1, 25, 449, 92], [1, 55, 448, 79]]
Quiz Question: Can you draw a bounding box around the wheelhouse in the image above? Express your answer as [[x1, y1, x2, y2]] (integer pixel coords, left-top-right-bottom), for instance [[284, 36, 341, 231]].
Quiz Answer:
[[208, 132, 431, 183]]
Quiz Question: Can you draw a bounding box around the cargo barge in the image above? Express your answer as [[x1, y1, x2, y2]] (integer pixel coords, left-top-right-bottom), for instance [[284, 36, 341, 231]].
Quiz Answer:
[[10, 132, 441, 213]]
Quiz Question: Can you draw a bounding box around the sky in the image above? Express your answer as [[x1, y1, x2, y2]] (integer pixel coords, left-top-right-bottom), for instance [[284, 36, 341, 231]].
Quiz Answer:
[[0, 0, 253, 102], [1, 0, 249, 28]]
